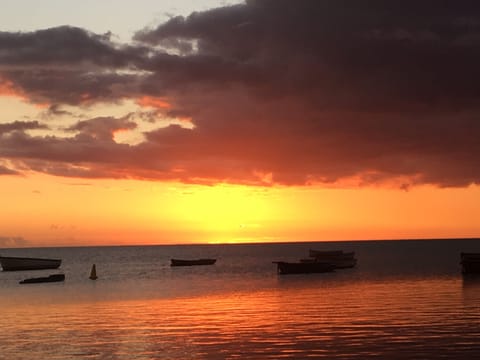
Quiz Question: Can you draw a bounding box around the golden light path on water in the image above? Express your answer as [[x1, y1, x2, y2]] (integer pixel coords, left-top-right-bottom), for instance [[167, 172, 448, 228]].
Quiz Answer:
[[2, 277, 480, 359]]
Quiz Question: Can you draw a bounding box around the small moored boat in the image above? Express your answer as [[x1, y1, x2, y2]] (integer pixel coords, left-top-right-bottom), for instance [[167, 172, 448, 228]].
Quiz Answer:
[[171, 258, 216, 267], [273, 261, 335, 275], [19, 274, 65, 284], [0, 256, 62, 271]]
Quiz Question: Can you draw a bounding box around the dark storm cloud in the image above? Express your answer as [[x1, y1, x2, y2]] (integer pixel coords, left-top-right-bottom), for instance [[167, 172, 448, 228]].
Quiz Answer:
[[0, 116, 135, 164], [40, 104, 76, 119], [67, 116, 138, 141], [1, 1, 480, 187], [0, 26, 148, 105], [2, 68, 141, 105], [135, 0, 480, 108], [134, 0, 480, 187], [0, 115, 182, 180], [0, 26, 142, 68], [0, 120, 48, 134]]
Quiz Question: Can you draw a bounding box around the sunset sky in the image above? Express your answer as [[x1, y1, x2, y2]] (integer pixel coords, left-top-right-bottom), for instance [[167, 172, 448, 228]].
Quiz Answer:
[[1, 0, 480, 247]]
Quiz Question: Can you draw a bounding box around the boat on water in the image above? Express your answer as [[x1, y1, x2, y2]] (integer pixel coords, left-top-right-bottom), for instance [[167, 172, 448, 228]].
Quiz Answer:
[[19, 274, 65, 284], [0, 256, 62, 271], [306, 249, 357, 269], [460, 252, 480, 274], [273, 261, 335, 275], [170, 258, 217, 267]]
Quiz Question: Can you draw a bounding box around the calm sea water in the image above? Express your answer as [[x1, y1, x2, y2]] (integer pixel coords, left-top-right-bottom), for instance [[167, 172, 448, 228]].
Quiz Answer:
[[1, 239, 480, 359]]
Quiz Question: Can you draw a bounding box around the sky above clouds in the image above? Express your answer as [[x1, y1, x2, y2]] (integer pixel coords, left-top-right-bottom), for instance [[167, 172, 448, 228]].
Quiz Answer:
[[1, 1, 480, 245], [1, 0, 241, 40]]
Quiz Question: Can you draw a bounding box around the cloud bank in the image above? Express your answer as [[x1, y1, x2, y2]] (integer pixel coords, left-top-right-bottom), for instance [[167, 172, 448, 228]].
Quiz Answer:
[[1, 0, 480, 187]]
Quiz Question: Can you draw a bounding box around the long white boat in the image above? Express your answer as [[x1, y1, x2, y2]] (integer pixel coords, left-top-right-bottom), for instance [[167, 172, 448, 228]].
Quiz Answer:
[[0, 256, 62, 271]]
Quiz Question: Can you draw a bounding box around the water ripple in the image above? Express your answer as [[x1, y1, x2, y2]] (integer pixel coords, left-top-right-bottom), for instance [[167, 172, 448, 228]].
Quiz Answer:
[[2, 277, 480, 359]]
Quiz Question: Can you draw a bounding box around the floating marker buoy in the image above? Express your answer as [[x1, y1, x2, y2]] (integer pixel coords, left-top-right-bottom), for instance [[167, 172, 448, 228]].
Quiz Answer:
[[89, 264, 98, 280]]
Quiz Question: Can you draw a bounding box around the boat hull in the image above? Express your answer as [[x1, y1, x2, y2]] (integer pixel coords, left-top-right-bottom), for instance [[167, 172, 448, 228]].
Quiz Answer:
[[171, 258, 216, 267], [274, 261, 335, 275], [0, 256, 62, 271]]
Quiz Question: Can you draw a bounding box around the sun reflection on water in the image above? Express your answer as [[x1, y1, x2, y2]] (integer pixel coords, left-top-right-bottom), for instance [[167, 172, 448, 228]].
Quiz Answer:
[[2, 277, 480, 359]]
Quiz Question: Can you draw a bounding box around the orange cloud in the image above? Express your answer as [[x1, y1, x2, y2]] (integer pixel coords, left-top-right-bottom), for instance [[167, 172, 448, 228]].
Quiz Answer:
[[137, 96, 171, 109], [0, 78, 49, 108], [0, 78, 25, 99]]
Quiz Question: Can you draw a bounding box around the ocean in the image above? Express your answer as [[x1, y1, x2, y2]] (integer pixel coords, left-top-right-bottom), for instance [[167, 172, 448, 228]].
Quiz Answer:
[[1, 239, 480, 359]]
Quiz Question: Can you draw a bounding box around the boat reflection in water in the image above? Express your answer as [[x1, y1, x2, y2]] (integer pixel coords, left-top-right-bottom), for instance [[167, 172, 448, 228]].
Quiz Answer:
[[170, 258, 216, 267], [273, 261, 335, 275], [19, 274, 65, 284], [274, 249, 357, 274], [3, 276, 477, 359]]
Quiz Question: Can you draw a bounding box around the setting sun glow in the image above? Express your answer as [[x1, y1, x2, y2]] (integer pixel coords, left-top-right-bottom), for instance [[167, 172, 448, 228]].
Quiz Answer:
[[1, 0, 480, 248], [2, 171, 480, 247]]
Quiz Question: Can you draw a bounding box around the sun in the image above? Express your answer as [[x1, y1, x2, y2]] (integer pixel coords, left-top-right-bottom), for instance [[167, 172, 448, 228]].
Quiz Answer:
[[166, 183, 277, 243]]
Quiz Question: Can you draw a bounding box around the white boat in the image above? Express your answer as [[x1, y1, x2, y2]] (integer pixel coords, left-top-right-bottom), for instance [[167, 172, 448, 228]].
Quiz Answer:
[[0, 256, 62, 271]]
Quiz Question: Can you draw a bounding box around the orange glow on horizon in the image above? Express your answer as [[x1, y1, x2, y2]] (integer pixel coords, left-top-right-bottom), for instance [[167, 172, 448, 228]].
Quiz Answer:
[[1, 172, 480, 247]]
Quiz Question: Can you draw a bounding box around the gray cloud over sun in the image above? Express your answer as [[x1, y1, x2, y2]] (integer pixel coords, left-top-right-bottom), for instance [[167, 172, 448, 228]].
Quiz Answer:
[[1, 0, 480, 187]]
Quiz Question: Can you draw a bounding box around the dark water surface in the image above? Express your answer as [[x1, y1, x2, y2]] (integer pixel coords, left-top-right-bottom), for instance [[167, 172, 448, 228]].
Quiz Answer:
[[1, 239, 480, 359]]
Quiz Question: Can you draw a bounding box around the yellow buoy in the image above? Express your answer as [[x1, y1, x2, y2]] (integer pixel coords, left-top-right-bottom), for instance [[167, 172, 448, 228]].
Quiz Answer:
[[89, 264, 98, 280]]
